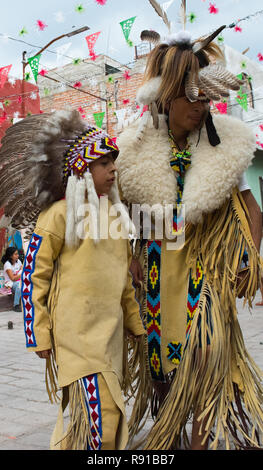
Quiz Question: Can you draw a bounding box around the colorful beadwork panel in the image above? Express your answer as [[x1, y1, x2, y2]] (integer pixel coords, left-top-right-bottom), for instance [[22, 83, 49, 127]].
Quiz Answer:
[[22, 233, 43, 347], [186, 259, 204, 340], [147, 240, 165, 381], [82, 374, 102, 450]]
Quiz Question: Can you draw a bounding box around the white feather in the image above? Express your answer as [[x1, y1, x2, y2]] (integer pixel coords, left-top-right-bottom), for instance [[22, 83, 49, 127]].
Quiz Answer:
[[84, 172, 100, 244], [65, 174, 78, 248], [109, 178, 137, 237]]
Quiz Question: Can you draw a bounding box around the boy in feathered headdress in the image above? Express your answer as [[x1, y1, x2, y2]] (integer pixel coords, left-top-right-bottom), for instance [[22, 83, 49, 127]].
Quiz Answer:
[[116, 3, 263, 450], [0, 109, 145, 450]]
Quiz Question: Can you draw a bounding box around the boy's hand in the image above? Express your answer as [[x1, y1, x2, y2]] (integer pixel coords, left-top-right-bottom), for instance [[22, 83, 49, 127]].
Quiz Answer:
[[127, 331, 145, 343], [36, 349, 51, 359]]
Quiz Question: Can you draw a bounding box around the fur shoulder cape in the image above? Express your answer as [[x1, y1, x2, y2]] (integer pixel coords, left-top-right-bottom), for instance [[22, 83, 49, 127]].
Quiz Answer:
[[116, 113, 256, 224]]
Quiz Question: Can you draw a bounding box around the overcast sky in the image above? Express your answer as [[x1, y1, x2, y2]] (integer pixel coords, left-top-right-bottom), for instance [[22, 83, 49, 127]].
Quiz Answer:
[[0, 0, 263, 79]]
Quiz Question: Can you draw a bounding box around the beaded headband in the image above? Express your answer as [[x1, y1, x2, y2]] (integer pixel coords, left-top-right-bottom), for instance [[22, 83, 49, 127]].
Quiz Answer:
[[62, 126, 119, 182]]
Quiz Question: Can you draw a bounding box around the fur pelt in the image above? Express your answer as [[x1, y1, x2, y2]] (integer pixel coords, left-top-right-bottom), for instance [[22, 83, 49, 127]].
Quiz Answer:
[[116, 113, 256, 224]]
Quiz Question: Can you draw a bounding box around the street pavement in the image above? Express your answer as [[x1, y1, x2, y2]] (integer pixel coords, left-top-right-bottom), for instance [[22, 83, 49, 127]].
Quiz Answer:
[[0, 293, 262, 451]]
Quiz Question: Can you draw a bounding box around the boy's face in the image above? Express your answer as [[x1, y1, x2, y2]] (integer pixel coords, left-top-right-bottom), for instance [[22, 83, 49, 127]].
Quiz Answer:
[[89, 153, 117, 195]]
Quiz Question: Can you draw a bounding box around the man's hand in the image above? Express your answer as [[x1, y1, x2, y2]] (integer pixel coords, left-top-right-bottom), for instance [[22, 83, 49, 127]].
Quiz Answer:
[[129, 257, 144, 287], [36, 349, 51, 359]]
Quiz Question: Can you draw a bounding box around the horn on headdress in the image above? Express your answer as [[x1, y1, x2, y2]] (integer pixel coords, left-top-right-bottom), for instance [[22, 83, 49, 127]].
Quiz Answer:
[[192, 25, 226, 54]]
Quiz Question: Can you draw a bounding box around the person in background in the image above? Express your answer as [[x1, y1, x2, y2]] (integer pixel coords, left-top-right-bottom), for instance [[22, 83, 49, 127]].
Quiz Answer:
[[1, 246, 22, 312]]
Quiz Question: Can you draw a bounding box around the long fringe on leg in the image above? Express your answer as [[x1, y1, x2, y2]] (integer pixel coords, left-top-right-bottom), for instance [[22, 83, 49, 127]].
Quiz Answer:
[[144, 190, 263, 450]]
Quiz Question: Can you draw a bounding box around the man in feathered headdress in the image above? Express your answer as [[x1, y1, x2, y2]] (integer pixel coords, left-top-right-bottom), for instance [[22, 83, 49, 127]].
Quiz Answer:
[[116, 1, 263, 450], [0, 109, 145, 450]]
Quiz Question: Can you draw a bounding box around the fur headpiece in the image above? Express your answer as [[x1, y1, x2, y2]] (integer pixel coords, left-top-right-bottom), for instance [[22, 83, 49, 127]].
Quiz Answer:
[[0, 109, 133, 246], [137, 0, 243, 146]]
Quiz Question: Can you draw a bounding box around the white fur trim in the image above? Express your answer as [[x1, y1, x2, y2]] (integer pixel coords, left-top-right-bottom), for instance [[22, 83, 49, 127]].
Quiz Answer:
[[117, 114, 177, 211], [136, 76, 162, 106], [116, 114, 256, 224], [162, 30, 192, 46], [183, 114, 256, 223], [135, 111, 151, 141]]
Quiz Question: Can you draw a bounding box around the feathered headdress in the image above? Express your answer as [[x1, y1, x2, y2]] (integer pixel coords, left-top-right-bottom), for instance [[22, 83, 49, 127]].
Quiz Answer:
[[0, 109, 133, 245], [136, 0, 243, 145]]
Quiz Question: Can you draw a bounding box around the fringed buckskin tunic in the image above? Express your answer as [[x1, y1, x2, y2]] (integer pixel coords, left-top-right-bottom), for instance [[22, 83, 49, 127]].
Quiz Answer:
[[22, 199, 145, 450], [116, 113, 263, 450]]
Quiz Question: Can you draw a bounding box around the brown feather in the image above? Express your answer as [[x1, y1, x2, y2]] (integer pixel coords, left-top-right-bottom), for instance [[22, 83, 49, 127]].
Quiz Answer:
[[140, 30, 161, 44], [180, 0, 187, 30], [148, 0, 171, 32]]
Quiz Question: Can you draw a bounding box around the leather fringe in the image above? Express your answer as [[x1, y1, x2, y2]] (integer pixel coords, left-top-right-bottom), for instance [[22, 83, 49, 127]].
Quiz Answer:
[[45, 350, 60, 404], [123, 241, 155, 448], [52, 380, 99, 450], [127, 189, 263, 450]]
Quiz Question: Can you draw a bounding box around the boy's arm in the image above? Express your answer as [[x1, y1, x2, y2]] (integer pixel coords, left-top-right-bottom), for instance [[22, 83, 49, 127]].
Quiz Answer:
[[22, 205, 65, 352], [121, 242, 146, 337]]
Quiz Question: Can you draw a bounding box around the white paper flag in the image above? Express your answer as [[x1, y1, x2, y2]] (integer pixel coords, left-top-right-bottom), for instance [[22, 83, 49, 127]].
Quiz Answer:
[[162, 0, 175, 12], [115, 108, 127, 130], [56, 42, 72, 64]]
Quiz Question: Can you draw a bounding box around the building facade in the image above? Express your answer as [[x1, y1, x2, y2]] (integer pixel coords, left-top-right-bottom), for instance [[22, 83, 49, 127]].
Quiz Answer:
[[38, 52, 147, 138]]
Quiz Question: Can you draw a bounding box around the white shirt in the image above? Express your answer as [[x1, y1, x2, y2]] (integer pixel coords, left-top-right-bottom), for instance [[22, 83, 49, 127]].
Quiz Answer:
[[238, 173, 250, 192], [4, 259, 22, 283]]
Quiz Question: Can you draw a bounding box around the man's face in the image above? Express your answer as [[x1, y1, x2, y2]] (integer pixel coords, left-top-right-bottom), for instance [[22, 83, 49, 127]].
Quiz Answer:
[[89, 154, 116, 195], [169, 95, 209, 133]]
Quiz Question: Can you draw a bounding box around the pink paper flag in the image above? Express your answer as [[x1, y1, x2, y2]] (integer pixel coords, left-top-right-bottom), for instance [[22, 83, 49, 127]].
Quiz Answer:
[[85, 32, 101, 58], [215, 102, 227, 114], [36, 20, 48, 31], [0, 111, 7, 123], [38, 68, 48, 76], [208, 3, 219, 14], [123, 70, 131, 80], [73, 81, 82, 88], [0, 64, 12, 88]]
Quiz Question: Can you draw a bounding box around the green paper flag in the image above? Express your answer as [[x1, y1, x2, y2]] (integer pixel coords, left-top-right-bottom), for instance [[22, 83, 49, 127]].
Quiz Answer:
[[217, 35, 224, 43], [25, 72, 31, 82], [120, 16, 136, 46], [28, 54, 41, 83], [189, 12, 196, 23], [236, 93, 248, 112], [93, 111, 105, 128]]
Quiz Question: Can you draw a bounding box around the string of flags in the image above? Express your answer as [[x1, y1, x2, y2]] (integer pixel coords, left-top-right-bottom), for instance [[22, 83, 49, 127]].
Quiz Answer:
[[1, 1, 263, 139]]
